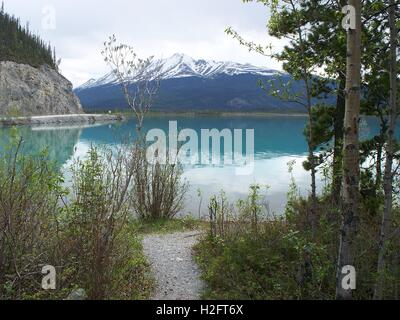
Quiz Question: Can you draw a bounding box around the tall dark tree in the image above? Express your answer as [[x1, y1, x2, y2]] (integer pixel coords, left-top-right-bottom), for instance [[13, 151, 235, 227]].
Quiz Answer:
[[227, 0, 335, 237], [374, 0, 399, 300]]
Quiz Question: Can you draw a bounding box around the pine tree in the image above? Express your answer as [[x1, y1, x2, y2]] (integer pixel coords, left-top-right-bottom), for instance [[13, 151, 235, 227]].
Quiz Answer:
[[0, 4, 56, 69]]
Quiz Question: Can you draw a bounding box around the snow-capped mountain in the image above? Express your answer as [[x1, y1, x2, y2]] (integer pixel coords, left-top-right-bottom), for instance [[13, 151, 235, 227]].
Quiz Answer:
[[74, 54, 320, 112], [153, 53, 279, 79], [76, 53, 281, 91]]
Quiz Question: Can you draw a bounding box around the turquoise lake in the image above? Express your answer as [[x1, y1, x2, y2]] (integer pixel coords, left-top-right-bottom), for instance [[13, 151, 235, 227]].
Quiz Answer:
[[0, 115, 390, 216]]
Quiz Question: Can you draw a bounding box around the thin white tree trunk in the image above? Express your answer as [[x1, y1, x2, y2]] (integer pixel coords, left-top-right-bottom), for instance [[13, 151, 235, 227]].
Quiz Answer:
[[336, 0, 362, 300]]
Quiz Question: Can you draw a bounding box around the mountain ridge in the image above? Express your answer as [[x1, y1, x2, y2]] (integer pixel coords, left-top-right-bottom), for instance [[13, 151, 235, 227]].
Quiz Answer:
[[74, 54, 316, 112], [76, 53, 284, 91]]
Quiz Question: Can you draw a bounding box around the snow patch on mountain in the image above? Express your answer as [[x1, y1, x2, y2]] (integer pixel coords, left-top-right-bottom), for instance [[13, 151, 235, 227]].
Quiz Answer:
[[76, 54, 282, 91]]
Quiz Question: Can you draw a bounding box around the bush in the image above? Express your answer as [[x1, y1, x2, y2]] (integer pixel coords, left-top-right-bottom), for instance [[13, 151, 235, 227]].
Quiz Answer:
[[64, 146, 146, 299], [0, 138, 66, 299], [130, 139, 188, 220], [196, 185, 335, 300], [0, 140, 153, 300], [195, 184, 400, 300]]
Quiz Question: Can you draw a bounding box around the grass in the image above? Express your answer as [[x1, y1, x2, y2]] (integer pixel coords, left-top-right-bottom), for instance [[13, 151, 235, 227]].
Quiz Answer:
[[133, 216, 207, 235], [114, 230, 155, 300]]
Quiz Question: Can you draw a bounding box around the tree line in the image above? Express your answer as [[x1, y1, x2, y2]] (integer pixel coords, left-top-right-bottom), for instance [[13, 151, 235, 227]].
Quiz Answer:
[[0, 2, 57, 69], [226, 0, 399, 299]]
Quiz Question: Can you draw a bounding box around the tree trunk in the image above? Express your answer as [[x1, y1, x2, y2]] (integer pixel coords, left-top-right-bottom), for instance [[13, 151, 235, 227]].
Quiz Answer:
[[308, 118, 318, 239], [287, 0, 318, 238], [373, 0, 398, 300], [332, 75, 346, 209], [375, 126, 385, 189], [301, 36, 317, 239], [336, 0, 362, 300]]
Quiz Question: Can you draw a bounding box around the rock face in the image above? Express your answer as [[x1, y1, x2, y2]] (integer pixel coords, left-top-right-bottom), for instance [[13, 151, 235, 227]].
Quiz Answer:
[[0, 61, 83, 116]]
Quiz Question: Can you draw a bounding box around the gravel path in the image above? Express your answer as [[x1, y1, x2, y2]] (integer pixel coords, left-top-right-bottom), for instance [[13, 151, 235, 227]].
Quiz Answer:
[[142, 231, 204, 300]]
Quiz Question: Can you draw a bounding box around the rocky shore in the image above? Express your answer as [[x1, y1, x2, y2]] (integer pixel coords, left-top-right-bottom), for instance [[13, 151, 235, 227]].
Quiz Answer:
[[0, 113, 125, 126]]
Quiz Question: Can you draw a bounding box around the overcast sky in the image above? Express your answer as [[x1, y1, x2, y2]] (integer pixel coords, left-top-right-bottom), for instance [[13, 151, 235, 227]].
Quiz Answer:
[[4, 0, 287, 87]]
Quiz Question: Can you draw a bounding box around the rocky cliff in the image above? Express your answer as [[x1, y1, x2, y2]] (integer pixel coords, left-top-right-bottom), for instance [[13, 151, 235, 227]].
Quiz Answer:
[[0, 61, 83, 116]]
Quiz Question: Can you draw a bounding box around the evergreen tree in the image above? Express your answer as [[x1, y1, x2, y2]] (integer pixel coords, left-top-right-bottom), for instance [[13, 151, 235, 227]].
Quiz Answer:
[[0, 2, 56, 69]]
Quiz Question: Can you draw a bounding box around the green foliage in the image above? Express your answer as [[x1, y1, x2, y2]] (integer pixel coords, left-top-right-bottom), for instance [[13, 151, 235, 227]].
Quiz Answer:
[[0, 140, 153, 300], [304, 105, 334, 148], [0, 3, 56, 68], [222, 0, 400, 300], [130, 138, 188, 220], [132, 216, 205, 235], [195, 186, 400, 300], [0, 137, 66, 299], [195, 186, 337, 300]]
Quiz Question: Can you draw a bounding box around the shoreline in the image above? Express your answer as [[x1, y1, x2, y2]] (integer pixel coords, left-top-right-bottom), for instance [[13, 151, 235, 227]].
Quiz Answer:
[[0, 113, 126, 127], [148, 111, 308, 118], [93, 110, 310, 118]]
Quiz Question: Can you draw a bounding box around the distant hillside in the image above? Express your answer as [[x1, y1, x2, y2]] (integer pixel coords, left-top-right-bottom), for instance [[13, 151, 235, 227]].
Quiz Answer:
[[75, 54, 319, 112], [0, 4, 82, 117], [76, 74, 308, 112], [0, 2, 56, 69]]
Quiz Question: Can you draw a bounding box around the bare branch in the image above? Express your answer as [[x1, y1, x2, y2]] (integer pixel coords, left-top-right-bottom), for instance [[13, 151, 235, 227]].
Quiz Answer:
[[102, 35, 162, 132]]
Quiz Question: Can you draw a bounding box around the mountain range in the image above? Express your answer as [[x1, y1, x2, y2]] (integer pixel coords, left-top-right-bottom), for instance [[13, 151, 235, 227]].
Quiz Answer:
[[74, 53, 310, 112]]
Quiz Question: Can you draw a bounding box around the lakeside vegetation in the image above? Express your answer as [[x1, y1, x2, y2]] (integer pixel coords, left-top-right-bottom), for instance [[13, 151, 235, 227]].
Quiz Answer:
[[0, 133, 187, 300], [133, 217, 206, 235], [194, 182, 400, 300]]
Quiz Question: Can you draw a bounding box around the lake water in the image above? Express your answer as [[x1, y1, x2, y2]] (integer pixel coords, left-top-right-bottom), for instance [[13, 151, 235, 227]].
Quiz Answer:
[[0, 114, 388, 217]]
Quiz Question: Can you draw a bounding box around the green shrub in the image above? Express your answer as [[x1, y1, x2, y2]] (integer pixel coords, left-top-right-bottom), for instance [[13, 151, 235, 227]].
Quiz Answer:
[[195, 186, 334, 300], [195, 184, 400, 300], [0, 137, 67, 299], [130, 138, 188, 220], [63, 146, 153, 299], [0, 140, 153, 300]]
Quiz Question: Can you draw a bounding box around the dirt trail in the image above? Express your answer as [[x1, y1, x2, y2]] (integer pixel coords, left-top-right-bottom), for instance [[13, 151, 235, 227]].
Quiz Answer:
[[142, 231, 204, 300]]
